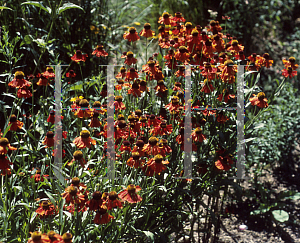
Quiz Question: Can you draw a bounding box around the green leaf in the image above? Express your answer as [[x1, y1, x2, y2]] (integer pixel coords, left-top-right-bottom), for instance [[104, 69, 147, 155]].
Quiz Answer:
[[272, 210, 289, 222], [20, 35, 33, 46], [288, 192, 300, 200], [245, 137, 256, 143], [67, 84, 83, 92], [57, 3, 84, 15], [30, 212, 37, 223], [63, 210, 72, 219], [21, 1, 51, 14], [142, 231, 155, 242], [45, 191, 56, 207], [0, 6, 13, 11]]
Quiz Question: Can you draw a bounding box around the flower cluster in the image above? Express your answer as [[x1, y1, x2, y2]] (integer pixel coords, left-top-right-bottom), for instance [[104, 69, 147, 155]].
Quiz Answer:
[[27, 231, 72, 243], [8, 71, 32, 99]]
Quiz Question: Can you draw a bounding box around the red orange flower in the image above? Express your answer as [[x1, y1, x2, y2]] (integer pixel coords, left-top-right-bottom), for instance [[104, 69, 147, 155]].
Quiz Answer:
[[216, 111, 230, 124], [158, 12, 176, 26], [71, 50, 88, 62], [249, 92, 268, 108], [217, 90, 236, 103], [201, 79, 214, 93], [74, 99, 93, 118], [142, 136, 165, 156], [35, 200, 57, 217], [61, 233, 73, 242], [139, 23, 155, 38], [94, 205, 114, 224], [0, 155, 13, 175], [124, 51, 137, 66], [116, 66, 127, 79], [8, 71, 31, 89], [92, 45, 108, 57], [123, 27, 140, 42], [61, 185, 85, 205], [27, 232, 50, 243], [150, 121, 172, 136], [118, 184, 142, 203], [8, 114, 23, 131], [215, 155, 234, 171], [47, 110, 64, 124], [125, 68, 139, 81], [219, 60, 237, 84], [73, 130, 96, 149], [226, 40, 244, 55], [36, 75, 50, 86], [128, 81, 142, 97], [68, 150, 87, 167], [114, 95, 126, 111], [165, 96, 181, 112], [174, 46, 190, 62], [42, 66, 55, 79], [172, 12, 185, 23], [144, 154, 169, 176], [282, 56, 298, 70], [191, 127, 206, 142], [43, 131, 55, 148], [175, 66, 186, 77], [106, 191, 123, 210], [87, 191, 103, 211], [257, 53, 273, 68], [17, 88, 32, 99], [127, 152, 145, 168], [66, 70, 76, 78], [0, 137, 17, 155], [31, 168, 49, 182], [282, 67, 297, 78], [89, 112, 102, 127]]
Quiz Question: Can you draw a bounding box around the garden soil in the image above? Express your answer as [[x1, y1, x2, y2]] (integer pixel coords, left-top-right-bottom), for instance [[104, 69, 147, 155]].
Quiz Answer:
[[173, 141, 300, 243]]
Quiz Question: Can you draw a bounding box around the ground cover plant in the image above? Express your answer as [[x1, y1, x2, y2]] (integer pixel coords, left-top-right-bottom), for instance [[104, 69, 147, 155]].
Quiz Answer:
[[1, 1, 300, 242]]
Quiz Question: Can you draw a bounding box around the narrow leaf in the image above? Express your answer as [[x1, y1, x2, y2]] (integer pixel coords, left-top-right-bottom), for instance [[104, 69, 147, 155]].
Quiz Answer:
[[21, 1, 51, 14], [57, 3, 84, 15], [0, 6, 13, 11]]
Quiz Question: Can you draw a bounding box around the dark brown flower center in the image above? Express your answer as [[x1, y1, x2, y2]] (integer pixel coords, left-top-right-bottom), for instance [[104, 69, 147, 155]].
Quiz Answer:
[[10, 115, 17, 123], [93, 101, 101, 107], [144, 23, 151, 30], [136, 140, 144, 147], [109, 191, 118, 201], [132, 152, 140, 160], [71, 177, 80, 186], [127, 184, 136, 193], [160, 122, 167, 128], [99, 206, 107, 215], [92, 191, 102, 200], [62, 233, 72, 242], [68, 186, 77, 196], [257, 92, 266, 101], [139, 116, 147, 123], [46, 131, 54, 138], [154, 154, 163, 163], [80, 130, 90, 138], [79, 99, 89, 108], [31, 232, 42, 241], [149, 137, 158, 146], [118, 120, 127, 129], [73, 150, 83, 160], [135, 109, 142, 117]]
